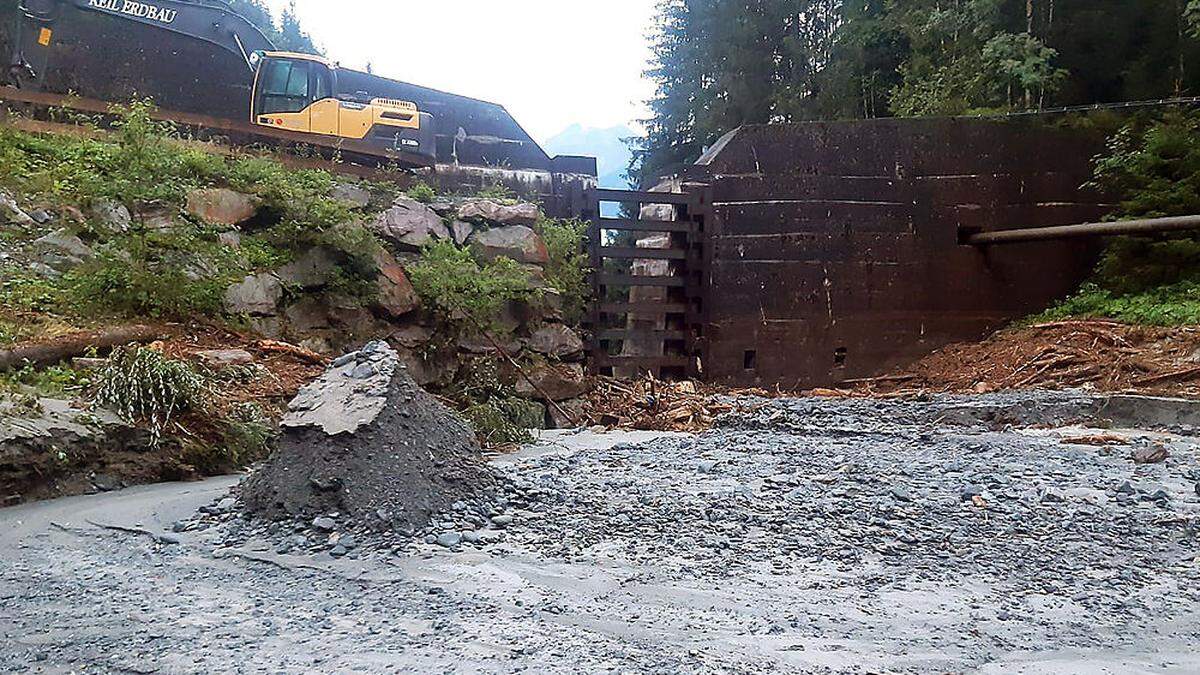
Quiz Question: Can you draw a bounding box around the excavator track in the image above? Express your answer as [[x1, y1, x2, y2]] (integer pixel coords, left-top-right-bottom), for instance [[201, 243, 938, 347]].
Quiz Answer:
[[0, 85, 434, 179]]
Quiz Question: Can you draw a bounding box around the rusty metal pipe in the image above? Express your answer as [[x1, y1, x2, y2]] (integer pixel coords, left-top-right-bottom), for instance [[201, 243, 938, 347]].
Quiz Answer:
[[966, 215, 1200, 245]]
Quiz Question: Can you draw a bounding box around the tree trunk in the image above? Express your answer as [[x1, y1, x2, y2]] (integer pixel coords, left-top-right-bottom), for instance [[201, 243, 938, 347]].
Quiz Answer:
[[0, 326, 161, 371]]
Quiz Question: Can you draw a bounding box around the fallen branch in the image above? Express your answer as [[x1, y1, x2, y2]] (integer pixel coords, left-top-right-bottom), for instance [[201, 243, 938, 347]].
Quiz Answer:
[[0, 325, 160, 371], [256, 339, 326, 364]]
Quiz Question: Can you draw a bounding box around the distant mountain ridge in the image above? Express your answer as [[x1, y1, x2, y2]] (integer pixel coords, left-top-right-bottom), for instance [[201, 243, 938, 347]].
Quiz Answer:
[[544, 123, 634, 190]]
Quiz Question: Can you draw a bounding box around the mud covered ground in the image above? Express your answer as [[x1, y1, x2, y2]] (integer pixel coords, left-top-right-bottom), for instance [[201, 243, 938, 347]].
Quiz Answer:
[[2, 391, 1199, 673]]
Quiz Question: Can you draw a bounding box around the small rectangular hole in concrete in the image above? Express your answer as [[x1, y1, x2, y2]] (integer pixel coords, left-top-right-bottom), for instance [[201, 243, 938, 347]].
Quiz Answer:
[[834, 347, 848, 367], [743, 350, 758, 370]]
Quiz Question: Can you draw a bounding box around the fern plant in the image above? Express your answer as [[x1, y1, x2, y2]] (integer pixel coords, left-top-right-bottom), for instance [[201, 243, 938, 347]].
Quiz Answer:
[[92, 345, 211, 444]]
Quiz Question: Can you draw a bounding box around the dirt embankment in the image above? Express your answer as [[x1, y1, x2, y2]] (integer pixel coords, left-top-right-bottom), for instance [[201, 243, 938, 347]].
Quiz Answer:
[[854, 320, 1200, 398]]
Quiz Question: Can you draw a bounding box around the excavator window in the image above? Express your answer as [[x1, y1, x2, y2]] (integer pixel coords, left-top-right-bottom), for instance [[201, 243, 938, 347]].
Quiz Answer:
[[259, 58, 310, 114]]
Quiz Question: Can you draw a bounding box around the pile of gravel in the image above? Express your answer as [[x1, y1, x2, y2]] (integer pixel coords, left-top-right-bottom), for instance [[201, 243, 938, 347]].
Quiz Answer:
[[239, 341, 494, 533]]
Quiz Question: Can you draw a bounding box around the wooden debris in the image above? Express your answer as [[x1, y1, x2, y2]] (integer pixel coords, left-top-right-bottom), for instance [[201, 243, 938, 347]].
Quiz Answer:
[[582, 375, 737, 433], [255, 339, 326, 364], [0, 325, 161, 371]]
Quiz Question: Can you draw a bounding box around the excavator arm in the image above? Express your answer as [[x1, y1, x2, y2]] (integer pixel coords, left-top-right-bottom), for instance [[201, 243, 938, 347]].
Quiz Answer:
[[13, 0, 275, 80]]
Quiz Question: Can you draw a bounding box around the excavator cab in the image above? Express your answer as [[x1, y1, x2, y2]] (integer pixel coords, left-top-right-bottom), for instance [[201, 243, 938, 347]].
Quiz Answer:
[[250, 52, 435, 161]]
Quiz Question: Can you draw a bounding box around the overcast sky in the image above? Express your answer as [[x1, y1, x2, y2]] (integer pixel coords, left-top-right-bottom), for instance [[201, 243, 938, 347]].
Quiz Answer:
[[261, 0, 656, 143]]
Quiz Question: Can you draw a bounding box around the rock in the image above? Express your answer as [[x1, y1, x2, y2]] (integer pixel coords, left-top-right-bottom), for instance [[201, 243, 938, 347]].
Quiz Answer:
[[330, 182, 371, 209], [391, 325, 433, 349], [90, 200, 132, 233], [329, 545, 348, 557], [469, 225, 549, 265], [515, 362, 589, 402], [370, 198, 449, 251], [28, 209, 52, 224], [34, 229, 93, 262], [240, 342, 493, 532], [283, 297, 331, 332], [450, 220, 474, 245], [194, 349, 254, 369], [224, 273, 282, 316], [1132, 443, 1169, 465], [217, 230, 241, 248], [276, 247, 338, 289], [490, 515, 513, 527], [156, 533, 183, 546], [890, 485, 911, 501], [457, 200, 540, 227], [698, 460, 717, 474], [0, 192, 34, 227], [528, 324, 584, 360], [186, 188, 259, 225], [547, 397, 587, 429], [136, 207, 178, 231], [436, 532, 463, 548], [371, 249, 420, 318], [312, 516, 336, 532], [92, 473, 123, 492]]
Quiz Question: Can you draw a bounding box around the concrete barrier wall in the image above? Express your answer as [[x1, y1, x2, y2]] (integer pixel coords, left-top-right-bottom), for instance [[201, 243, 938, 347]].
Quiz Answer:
[[695, 118, 1110, 388]]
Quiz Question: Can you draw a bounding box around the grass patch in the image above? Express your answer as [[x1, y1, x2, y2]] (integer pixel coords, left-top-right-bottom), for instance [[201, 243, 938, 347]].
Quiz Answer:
[[536, 217, 589, 324], [407, 239, 536, 330]]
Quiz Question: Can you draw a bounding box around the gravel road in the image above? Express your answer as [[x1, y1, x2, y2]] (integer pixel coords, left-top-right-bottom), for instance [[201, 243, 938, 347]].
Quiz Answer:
[[2, 391, 1199, 673]]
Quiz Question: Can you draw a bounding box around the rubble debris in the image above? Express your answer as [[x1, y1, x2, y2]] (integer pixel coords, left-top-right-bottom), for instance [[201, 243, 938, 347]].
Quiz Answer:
[[582, 376, 742, 432], [239, 341, 494, 532], [857, 320, 1200, 398]]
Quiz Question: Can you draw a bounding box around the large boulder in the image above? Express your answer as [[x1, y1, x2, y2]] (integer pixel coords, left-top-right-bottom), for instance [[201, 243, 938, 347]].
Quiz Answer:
[[89, 200, 132, 234], [224, 272, 282, 316], [372, 249, 420, 318], [276, 246, 338, 289], [370, 197, 449, 251], [186, 188, 259, 225], [458, 199, 540, 227], [469, 225, 549, 265], [34, 229, 93, 261], [239, 341, 493, 531], [528, 324, 584, 360], [515, 362, 589, 402]]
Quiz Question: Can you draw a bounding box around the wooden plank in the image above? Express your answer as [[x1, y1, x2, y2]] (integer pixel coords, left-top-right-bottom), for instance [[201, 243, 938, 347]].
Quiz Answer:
[[596, 329, 691, 340], [597, 302, 689, 314], [599, 247, 688, 260], [592, 355, 693, 368], [598, 218, 693, 233], [588, 189, 693, 205], [596, 274, 687, 288]]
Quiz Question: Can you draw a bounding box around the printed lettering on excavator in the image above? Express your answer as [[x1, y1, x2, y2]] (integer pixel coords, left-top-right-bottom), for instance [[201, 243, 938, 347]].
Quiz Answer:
[[87, 0, 178, 25]]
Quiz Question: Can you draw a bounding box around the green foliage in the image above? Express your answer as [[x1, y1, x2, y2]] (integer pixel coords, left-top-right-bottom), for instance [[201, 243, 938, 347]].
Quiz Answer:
[[476, 183, 517, 204], [1042, 113, 1200, 326], [450, 360, 539, 446], [1090, 113, 1200, 219], [536, 217, 589, 324], [407, 240, 536, 329], [219, 402, 275, 466], [406, 181, 437, 203], [0, 272, 59, 313], [92, 346, 212, 444], [0, 364, 91, 397], [64, 233, 235, 319], [633, 0, 1200, 185]]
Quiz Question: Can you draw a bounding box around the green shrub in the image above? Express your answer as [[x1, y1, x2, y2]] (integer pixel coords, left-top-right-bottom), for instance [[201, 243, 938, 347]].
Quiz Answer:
[[0, 363, 91, 397], [536, 217, 589, 324], [0, 271, 59, 313], [219, 402, 275, 466], [476, 183, 516, 203], [64, 235, 231, 319], [92, 346, 211, 444], [407, 181, 437, 203], [408, 239, 536, 329], [450, 359, 540, 445], [1041, 112, 1200, 326]]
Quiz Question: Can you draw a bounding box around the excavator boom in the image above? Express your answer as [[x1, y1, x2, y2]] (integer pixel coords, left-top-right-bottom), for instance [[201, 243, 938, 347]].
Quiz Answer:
[[16, 0, 276, 73]]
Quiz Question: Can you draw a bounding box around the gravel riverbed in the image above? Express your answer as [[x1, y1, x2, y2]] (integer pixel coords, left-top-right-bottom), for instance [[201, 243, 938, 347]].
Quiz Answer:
[[2, 390, 1199, 673]]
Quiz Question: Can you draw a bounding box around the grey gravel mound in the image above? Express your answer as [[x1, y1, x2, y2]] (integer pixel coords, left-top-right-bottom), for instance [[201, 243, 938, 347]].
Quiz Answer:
[[239, 341, 493, 532]]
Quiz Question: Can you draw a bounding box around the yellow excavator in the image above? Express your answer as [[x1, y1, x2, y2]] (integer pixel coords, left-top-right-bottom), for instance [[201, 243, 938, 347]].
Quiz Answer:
[[11, 0, 436, 161]]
